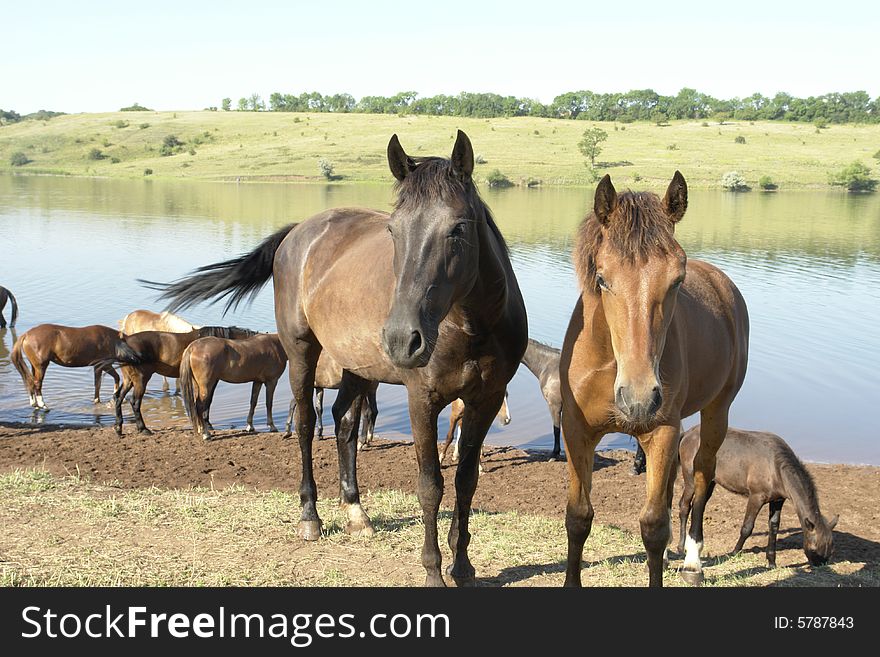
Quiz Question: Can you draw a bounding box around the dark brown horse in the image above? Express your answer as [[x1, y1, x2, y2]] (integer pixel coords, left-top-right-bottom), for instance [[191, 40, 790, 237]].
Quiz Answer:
[[0, 286, 18, 328], [179, 332, 287, 439], [678, 425, 837, 567], [148, 131, 528, 586], [521, 338, 563, 459], [560, 173, 749, 587], [11, 324, 139, 409], [96, 326, 257, 435], [282, 350, 380, 450]]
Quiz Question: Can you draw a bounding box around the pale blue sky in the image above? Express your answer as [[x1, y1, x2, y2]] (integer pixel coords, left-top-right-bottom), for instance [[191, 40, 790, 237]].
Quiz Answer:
[[4, 0, 878, 113]]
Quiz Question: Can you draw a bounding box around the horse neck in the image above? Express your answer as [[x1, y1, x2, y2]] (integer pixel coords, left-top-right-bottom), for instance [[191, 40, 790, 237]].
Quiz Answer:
[[522, 341, 558, 380], [779, 464, 821, 526], [455, 207, 511, 333]]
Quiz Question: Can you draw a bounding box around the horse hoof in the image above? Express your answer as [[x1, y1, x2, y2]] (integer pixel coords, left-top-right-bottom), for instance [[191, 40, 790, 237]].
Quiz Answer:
[[282, 431, 292, 439], [245, 425, 256, 434], [549, 452, 561, 462], [138, 428, 153, 436], [267, 425, 278, 433], [202, 434, 213, 441], [345, 521, 375, 538], [424, 574, 447, 588], [446, 563, 476, 586], [114, 428, 123, 437], [93, 398, 101, 405], [680, 568, 704, 587], [297, 520, 323, 541]]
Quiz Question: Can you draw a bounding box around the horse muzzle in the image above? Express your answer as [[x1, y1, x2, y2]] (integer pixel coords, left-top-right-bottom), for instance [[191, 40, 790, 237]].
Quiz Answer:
[[382, 321, 432, 369], [614, 385, 662, 426]]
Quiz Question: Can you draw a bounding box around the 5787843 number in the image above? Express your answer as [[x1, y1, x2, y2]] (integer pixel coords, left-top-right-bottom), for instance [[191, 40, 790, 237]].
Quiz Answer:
[[775, 617, 854, 629]]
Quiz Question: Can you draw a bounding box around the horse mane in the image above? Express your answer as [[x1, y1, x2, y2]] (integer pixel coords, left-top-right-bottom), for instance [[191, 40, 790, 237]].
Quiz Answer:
[[527, 338, 560, 355], [574, 191, 679, 293], [159, 311, 196, 332], [197, 326, 258, 339], [774, 442, 820, 513], [394, 157, 509, 255]]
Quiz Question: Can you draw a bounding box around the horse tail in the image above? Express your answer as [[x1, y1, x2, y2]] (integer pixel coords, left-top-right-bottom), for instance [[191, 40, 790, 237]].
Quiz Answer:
[[178, 344, 199, 433], [139, 222, 298, 314], [8, 290, 18, 327], [92, 337, 143, 370], [10, 336, 33, 395]]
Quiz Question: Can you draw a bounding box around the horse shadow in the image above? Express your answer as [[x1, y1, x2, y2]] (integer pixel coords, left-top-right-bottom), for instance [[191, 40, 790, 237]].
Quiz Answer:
[[478, 448, 616, 474]]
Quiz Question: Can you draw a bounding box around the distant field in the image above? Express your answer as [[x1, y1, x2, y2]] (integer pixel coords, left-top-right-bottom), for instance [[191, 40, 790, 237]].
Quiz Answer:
[[1, 111, 878, 190]]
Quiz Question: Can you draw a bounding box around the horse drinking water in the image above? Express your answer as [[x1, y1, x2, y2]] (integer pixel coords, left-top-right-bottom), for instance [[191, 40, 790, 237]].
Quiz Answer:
[[521, 338, 563, 460], [119, 309, 199, 394], [147, 131, 528, 586], [560, 173, 749, 587]]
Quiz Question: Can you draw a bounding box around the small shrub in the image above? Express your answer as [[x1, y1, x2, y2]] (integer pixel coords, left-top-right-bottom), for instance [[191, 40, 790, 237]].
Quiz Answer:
[[160, 135, 185, 156], [632, 172, 642, 182], [485, 169, 513, 188], [114, 120, 129, 129], [734, 135, 746, 144], [872, 149, 880, 160], [110, 157, 121, 164], [318, 159, 335, 179], [721, 171, 749, 191], [666, 143, 678, 151], [828, 161, 877, 192], [188, 147, 196, 156], [143, 168, 153, 176], [102, 139, 113, 147], [533, 129, 539, 135], [524, 177, 541, 188], [814, 117, 828, 130], [758, 175, 778, 190], [701, 122, 709, 127], [10, 151, 31, 166], [87, 147, 106, 161], [119, 103, 152, 112], [475, 154, 487, 165], [139, 123, 150, 129], [293, 117, 301, 123]]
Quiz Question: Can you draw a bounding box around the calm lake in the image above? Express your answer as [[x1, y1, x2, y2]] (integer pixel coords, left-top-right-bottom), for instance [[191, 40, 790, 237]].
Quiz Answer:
[[1, 175, 879, 464]]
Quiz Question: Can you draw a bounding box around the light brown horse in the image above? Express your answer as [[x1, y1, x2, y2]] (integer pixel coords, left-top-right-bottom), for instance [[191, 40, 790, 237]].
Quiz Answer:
[[439, 392, 511, 472], [560, 173, 749, 587], [148, 131, 528, 586], [179, 332, 287, 439], [96, 326, 257, 435], [119, 309, 199, 393], [10, 324, 140, 409]]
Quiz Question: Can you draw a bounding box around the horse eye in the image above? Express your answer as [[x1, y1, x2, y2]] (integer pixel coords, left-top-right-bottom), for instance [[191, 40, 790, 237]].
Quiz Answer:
[[596, 274, 608, 291], [386, 224, 393, 236], [449, 222, 467, 239]]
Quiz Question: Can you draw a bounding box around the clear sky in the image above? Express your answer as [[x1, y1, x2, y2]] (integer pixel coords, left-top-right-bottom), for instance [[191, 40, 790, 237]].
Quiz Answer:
[[4, 0, 878, 114]]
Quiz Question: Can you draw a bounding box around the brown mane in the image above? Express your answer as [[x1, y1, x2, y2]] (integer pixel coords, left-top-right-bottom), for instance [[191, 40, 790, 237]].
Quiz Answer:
[[573, 191, 679, 293]]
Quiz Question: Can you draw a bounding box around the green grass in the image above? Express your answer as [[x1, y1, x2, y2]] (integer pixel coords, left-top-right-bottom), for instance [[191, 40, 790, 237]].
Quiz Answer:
[[1, 469, 876, 587], [1, 111, 878, 190]]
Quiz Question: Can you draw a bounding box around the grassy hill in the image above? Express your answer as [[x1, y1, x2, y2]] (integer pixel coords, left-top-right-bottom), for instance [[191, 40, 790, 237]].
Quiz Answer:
[[2, 110, 878, 190]]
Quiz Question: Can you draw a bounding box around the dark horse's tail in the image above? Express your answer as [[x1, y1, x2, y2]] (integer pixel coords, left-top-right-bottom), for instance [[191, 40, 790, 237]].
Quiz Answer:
[[178, 343, 200, 434], [8, 290, 18, 327], [10, 336, 33, 396], [92, 338, 144, 371], [140, 223, 298, 314]]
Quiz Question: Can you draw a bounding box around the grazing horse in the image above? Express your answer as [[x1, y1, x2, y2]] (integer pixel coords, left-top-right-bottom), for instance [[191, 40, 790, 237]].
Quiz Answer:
[[521, 338, 563, 460], [96, 326, 257, 435], [560, 173, 749, 587], [678, 425, 837, 567], [282, 351, 380, 450], [10, 324, 139, 409], [439, 392, 510, 473], [147, 130, 528, 586], [179, 332, 287, 439], [119, 309, 199, 394], [0, 286, 18, 328]]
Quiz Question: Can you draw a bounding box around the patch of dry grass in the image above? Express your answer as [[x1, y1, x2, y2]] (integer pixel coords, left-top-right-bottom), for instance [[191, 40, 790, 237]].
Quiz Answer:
[[1, 469, 876, 587]]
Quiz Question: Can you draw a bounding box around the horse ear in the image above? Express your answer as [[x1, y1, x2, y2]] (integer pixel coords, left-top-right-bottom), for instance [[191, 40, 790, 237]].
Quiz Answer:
[[663, 170, 688, 223], [450, 129, 474, 181], [828, 514, 839, 530], [387, 134, 416, 181], [593, 174, 617, 225]]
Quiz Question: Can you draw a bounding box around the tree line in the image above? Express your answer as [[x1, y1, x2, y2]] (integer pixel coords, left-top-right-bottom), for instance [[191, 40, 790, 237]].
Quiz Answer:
[[219, 88, 879, 124]]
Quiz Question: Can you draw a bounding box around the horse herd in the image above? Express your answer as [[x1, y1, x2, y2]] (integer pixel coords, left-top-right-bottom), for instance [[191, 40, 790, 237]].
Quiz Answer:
[[0, 130, 838, 587]]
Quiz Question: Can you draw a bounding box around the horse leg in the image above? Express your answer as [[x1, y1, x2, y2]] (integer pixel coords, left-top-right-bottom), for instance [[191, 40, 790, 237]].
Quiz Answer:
[[734, 494, 765, 554], [767, 499, 784, 567], [245, 381, 261, 433], [283, 398, 296, 438], [407, 393, 445, 586], [332, 373, 373, 537], [681, 401, 729, 585], [439, 415, 458, 464], [114, 377, 133, 436], [161, 376, 170, 393], [357, 387, 378, 451], [677, 458, 696, 555], [315, 388, 324, 439], [287, 338, 322, 541], [265, 377, 279, 432], [637, 424, 679, 587], [633, 442, 647, 475], [202, 380, 218, 432], [105, 366, 120, 401], [561, 406, 603, 587], [447, 390, 506, 585], [550, 404, 562, 460], [131, 372, 152, 435], [33, 361, 49, 410], [93, 366, 103, 404]]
